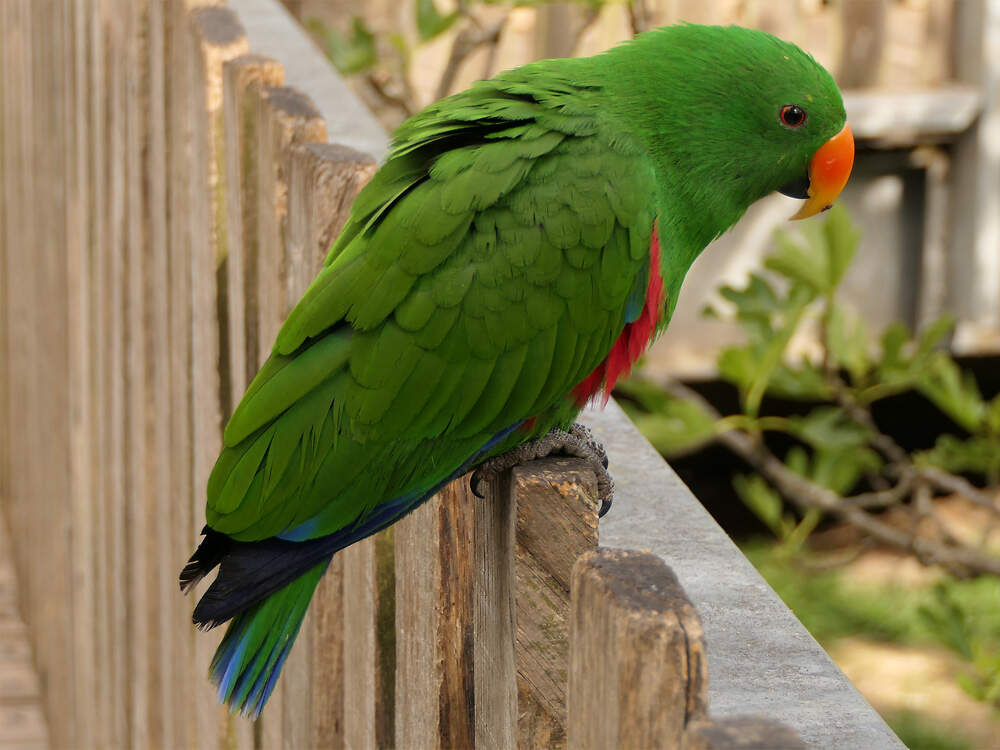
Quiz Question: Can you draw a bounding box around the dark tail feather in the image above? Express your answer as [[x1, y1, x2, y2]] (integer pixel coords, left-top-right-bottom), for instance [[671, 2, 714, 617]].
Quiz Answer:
[[191, 535, 337, 629], [179, 527, 231, 593], [210, 559, 329, 718]]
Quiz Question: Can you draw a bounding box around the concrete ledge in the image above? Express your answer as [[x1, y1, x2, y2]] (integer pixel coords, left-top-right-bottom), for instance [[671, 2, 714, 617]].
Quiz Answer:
[[585, 401, 904, 750]]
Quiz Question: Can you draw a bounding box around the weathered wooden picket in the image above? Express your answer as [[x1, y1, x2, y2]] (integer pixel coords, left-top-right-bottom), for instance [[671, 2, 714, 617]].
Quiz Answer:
[[0, 2, 902, 749]]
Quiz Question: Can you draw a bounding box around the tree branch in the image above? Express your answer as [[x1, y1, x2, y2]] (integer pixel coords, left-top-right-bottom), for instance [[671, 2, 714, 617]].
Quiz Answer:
[[663, 380, 1000, 577], [364, 71, 416, 117], [435, 14, 509, 101]]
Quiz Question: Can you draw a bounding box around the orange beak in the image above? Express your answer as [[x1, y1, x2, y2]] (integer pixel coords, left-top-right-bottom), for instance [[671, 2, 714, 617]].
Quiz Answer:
[[791, 123, 854, 220]]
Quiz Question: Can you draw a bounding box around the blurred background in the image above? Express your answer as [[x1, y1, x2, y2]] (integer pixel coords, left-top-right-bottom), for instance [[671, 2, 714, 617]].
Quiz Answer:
[[279, 1, 1000, 747]]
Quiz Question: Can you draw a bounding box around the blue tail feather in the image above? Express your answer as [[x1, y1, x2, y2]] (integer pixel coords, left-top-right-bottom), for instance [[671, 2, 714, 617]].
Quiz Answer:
[[209, 559, 329, 718]]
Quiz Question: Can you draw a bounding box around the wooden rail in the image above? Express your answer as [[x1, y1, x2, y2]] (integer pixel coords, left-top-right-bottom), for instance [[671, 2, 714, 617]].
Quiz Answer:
[[0, 2, 883, 749]]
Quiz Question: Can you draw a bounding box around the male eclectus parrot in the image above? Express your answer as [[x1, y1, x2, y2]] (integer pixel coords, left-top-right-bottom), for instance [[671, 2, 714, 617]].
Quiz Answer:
[[181, 23, 854, 716]]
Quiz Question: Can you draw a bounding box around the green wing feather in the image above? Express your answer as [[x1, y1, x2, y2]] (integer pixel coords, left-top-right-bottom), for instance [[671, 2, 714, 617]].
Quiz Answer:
[[206, 65, 657, 542]]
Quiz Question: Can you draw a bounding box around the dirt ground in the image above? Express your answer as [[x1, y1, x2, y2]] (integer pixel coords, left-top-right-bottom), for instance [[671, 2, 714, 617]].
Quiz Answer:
[[832, 637, 999, 748]]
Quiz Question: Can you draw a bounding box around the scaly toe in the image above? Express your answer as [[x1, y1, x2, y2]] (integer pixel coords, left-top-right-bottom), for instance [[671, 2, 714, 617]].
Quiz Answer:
[[469, 423, 615, 516]]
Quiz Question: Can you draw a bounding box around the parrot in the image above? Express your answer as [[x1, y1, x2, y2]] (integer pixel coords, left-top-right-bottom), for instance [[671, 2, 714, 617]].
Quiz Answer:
[[180, 22, 854, 717]]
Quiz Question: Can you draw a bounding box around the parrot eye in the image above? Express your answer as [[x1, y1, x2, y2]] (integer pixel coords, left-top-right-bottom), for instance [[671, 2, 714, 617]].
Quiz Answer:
[[780, 104, 807, 128]]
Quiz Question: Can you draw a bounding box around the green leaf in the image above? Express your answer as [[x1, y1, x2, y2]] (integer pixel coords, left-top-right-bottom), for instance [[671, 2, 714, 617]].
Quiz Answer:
[[310, 17, 377, 74], [733, 474, 789, 539], [985, 394, 1000, 434], [716, 346, 756, 393], [764, 206, 858, 295], [918, 585, 974, 660], [874, 315, 956, 392], [917, 353, 985, 432], [766, 360, 832, 401], [766, 231, 829, 293], [784, 445, 810, 477], [825, 302, 870, 383], [810, 447, 882, 494], [783, 439, 881, 494], [628, 395, 717, 456], [613, 376, 672, 414], [718, 273, 783, 322], [914, 315, 955, 361], [878, 321, 910, 375], [821, 203, 859, 290], [416, 0, 460, 41], [785, 406, 871, 451], [917, 434, 1000, 478]]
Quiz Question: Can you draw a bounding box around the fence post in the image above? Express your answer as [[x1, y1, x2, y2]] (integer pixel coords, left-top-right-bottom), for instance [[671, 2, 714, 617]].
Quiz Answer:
[[184, 8, 253, 749], [514, 457, 599, 747], [394, 456, 599, 750], [284, 139, 376, 749], [568, 548, 709, 749], [394, 479, 479, 749], [474, 471, 519, 750], [569, 549, 806, 750]]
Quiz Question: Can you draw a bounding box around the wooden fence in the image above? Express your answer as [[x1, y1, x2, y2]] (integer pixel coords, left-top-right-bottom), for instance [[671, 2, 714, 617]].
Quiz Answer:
[[0, 2, 804, 748]]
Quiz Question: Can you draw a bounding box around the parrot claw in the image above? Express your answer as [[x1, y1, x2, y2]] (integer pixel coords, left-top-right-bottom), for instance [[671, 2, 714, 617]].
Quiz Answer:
[[469, 423, 614, 516]]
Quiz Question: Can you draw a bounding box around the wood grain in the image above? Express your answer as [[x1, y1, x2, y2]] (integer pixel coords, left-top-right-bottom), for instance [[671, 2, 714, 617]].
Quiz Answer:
[[0, 513, 50, 748], [394, 479, 477, 750], [144, 1, 176, 745], [123, 0, 152, 745], [568, 548, 709, 750], [220, 47, 285, 750], [475, 472, 518, 750], [253, 84, 327, 359], [513, 458, 599, 748], [186, 7, 252, 749], [283, 139, 375, 750], [838, 0, 887, 89], [222, 53, 284, 409], [250, 78, 328, 749]]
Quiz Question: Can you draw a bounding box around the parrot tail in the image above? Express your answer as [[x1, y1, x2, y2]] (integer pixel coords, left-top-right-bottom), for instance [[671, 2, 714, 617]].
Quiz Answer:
[[208, 558, 329, 718]]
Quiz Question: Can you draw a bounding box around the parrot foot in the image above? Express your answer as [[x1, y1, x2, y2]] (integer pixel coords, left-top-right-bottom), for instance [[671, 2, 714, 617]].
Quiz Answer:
[[470, 423, 615, 517]]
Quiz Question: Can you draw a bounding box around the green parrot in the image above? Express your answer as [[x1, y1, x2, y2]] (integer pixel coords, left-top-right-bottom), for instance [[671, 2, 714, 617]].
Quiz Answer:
[[180, 23, 854, 716]]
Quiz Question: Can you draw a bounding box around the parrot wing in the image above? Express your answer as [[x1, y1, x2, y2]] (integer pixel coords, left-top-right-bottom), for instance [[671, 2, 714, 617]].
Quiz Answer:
[[205, 71, 657, 545]]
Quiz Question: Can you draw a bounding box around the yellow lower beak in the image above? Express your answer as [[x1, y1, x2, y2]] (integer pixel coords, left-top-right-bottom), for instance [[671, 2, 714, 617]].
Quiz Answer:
[[791, 123, 855, 220]]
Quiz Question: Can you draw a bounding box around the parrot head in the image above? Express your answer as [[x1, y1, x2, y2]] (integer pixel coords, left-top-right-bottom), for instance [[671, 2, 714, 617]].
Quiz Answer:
[[600, 24, 853, 226]]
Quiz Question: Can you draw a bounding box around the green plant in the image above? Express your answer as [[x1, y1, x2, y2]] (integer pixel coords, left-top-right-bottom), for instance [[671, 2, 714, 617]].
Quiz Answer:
[[883, 711, 975, 750], [618, 205, 1000, 574], [918, 583, 1000, 710], [303, 0, 647, 125]]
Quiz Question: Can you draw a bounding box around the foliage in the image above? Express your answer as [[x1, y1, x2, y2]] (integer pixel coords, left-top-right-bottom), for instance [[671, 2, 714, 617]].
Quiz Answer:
[[882, 712, 974, 750], [918, 583, 1000, 709], [747, 541, 1000, 722], [308, 16, 377, 75], [619, 205, 1000, 547], [619, 206, 1000, 717], [744, 542, 1000, 651], [304, 0, 633, 123]]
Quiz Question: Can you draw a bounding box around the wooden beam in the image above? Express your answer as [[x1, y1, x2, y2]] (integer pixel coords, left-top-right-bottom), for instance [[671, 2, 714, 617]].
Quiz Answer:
[[475, 471, 518, 750], [394, 479, 477, 750], [221, 52, 284, 407], [514, 457, 599, 748], [186, 8, 251, 748], [568, 549, 708, 749]]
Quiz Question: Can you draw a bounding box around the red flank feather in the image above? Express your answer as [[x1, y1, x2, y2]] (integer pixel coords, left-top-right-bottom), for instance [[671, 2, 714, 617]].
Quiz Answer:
[[572, 224, 665, 407]]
